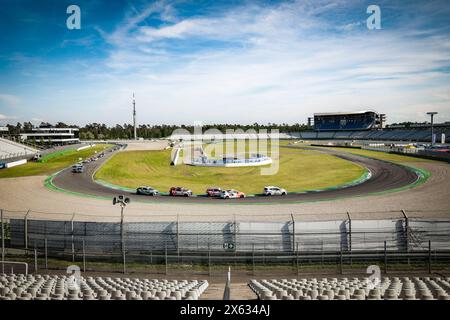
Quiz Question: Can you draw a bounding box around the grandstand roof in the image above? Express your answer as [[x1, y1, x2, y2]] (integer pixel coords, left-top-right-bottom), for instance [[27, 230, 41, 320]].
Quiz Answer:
[[314, 110, 379, 116], [32, 127, 79, 132]]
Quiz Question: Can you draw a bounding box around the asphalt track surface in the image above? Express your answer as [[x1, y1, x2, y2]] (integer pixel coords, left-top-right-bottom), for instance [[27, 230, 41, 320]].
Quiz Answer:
[[50, 145, 420, 204]]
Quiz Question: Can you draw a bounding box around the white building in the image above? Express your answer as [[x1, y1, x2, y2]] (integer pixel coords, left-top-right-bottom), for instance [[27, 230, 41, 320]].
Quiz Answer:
[[20, 127, 80, 145]]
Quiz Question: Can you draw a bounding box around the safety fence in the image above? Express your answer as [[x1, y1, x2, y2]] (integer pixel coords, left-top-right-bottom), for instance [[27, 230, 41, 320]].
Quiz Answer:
[[361, 145, 450, 162], [1, 244, 449, 276], [1, 209, 450, 275]]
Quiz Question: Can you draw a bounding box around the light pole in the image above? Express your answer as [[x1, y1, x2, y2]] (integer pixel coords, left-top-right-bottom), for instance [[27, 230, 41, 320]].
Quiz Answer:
[[113, 195, 130, 273], [1, 209, 4, 274], [426, 112, 438, 147]]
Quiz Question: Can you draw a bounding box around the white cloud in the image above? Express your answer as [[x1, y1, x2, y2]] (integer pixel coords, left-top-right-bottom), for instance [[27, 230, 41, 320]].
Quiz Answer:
[[0, 94, 21, 107], [29, 1, 450, 125], [0, 113, 17, 120], [337, 20, 364, 31]]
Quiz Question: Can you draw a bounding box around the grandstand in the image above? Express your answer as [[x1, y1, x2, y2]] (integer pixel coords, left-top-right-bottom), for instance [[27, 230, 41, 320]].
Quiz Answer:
[[290, 127, 449, 143], [0, 137, 38, 161], [302, 111, 449, 143], [314, 111, 384, 131], [249, 277, 450, 300]]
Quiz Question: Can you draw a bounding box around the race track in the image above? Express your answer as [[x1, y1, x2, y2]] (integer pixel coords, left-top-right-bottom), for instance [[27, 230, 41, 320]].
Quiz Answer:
[[50, 146, 419, 204]]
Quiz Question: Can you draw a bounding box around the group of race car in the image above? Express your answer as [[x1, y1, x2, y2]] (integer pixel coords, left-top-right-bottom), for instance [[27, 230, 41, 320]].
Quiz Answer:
[[136, 185, 287, 198]]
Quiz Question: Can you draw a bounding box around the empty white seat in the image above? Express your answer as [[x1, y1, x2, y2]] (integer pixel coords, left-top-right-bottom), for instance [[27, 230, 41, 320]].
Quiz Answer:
[[249, 277, 449, 300], [0, 274, 208, 300]]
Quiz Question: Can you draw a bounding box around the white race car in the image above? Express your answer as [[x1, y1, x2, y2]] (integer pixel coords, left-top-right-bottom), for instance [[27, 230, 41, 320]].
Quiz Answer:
[[263, 186, 287, 196], [136, 186, 159, 196], [169, 187, 193, 197], [220, 189, 246, 199], [71, 164, 84, 173]]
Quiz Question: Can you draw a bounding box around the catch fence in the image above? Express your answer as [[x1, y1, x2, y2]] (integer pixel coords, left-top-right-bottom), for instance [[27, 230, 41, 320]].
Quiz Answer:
[[1, 209, 450, 275]]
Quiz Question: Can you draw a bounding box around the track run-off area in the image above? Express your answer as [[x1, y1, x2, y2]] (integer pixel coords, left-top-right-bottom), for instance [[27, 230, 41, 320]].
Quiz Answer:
[[1, 140, 449, 222]]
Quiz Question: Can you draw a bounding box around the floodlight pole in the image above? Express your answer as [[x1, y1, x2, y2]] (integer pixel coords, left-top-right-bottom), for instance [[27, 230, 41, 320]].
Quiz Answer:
[[120, 205, 124, 227], [427, 112, 438, 147], [113, 195, 130, 274], [120, 204, 126, 274]]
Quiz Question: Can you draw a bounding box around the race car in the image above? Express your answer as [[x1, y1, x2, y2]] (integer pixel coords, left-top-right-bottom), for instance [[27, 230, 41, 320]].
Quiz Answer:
[[136, 186, 159, 196], [206, 187, 222, 197], [263, 186, 287, 196], [169, 187, 193, 197], [71, 163, 84, 173], [220, 189, 246, 199]]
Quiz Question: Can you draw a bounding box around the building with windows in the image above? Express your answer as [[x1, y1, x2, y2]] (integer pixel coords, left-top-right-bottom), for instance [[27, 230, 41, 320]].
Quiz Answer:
[[20, 127, 80, 145]]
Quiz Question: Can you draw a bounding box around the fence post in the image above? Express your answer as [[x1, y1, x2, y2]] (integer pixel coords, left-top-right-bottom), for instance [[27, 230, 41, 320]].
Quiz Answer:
[[223, 267, 231, 300], [402, 210, 409, 250], [71, 213, 75, 263], [165, 245, 168, 276], [34, 247, 37, 273], [24, 209, 30, 252], [122, 240, 126, 274], [208, 243, 211, 277], [233, 214, 237, 251], [384, 241, 387, 274], [291, 214, 296, 252], [262, 241, 265, 266], [428, 240, 432, 274], [321, 240, 324, 267], [402, 209, 410, 265], [176, 214, 180, 261], [296, 243, 299, 276], [347, 211, 352, 252], [44, 238, 48, 270], [1, 209, 4, 271], [252, 243, 255, 276], [82, 239, 86, 273], [339, 244, 343, 275], [234, 224, 237, 269]]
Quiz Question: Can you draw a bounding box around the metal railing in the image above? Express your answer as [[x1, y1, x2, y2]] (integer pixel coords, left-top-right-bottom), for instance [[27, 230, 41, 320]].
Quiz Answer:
[[0, 261, 28, 275], [1, 208, 449, 276], [2, 244, 449, 276]]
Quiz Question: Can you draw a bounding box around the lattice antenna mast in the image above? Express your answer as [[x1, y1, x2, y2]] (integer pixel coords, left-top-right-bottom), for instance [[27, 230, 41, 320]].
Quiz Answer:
[[133, 93, 137, 140]]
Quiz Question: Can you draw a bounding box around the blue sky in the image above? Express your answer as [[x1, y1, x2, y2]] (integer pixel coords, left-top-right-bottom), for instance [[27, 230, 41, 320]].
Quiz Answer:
[[0, 0, 449, 126]]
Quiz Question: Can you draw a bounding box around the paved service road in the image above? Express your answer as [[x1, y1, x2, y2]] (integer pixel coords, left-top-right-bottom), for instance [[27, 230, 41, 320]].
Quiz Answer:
[[51, 146, 419, 204]]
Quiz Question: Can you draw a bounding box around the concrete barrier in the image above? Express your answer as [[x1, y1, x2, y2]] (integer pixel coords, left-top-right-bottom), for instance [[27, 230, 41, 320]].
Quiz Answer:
[[5, 159, 27, 168], [77, 144, 95, 151], [171, 148, 181, 166]]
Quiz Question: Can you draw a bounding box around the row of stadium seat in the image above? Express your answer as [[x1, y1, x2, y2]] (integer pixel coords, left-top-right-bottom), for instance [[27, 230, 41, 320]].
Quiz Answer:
[[291, 129, 449, 142], [0, 273, 208, 300], [249, 277, 450, 300], [314, 118, 376, 131], [0, 137, 38, 160]]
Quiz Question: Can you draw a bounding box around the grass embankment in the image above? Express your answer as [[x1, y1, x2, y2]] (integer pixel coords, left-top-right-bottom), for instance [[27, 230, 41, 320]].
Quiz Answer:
[[0, 144, 113, 178], [95, 144, 365, 195]]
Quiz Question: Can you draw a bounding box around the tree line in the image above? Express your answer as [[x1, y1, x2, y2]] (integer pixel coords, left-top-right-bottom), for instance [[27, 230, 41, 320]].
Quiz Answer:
[[3, 121, 312, 140]]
